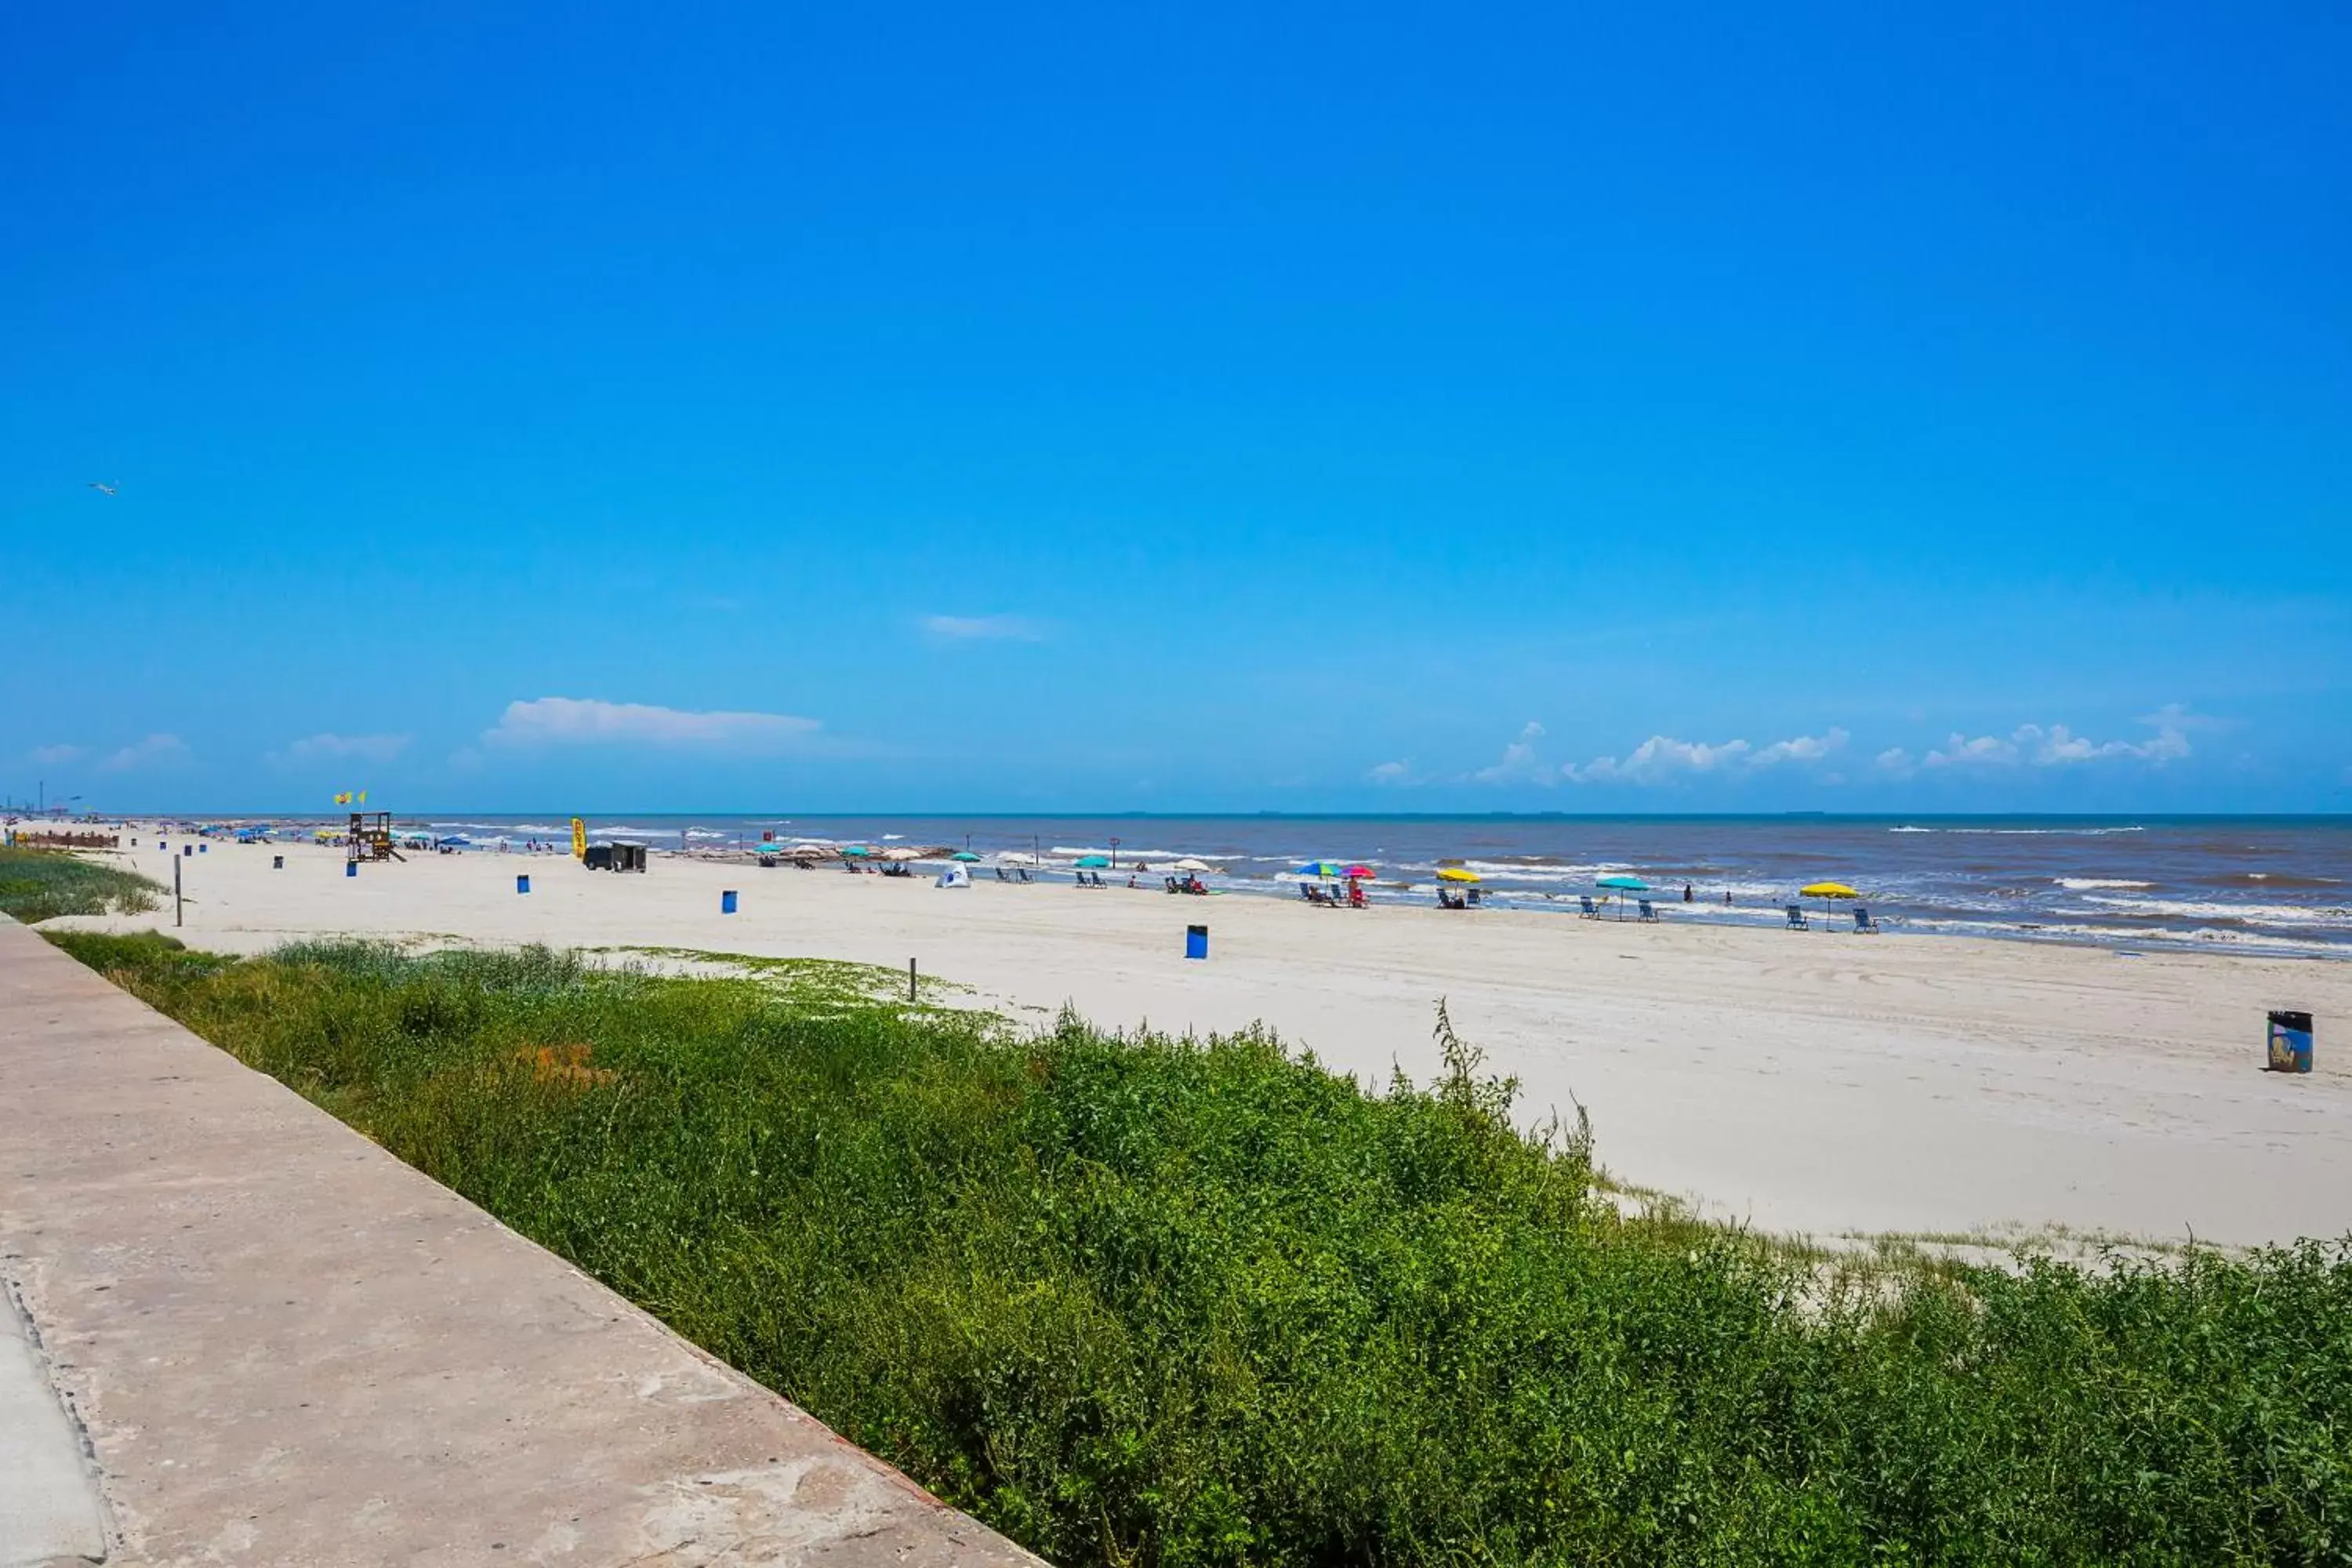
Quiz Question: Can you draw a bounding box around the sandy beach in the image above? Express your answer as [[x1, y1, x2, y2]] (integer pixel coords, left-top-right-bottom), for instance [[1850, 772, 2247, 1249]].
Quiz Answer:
[[45, 832, 2352, 1250]]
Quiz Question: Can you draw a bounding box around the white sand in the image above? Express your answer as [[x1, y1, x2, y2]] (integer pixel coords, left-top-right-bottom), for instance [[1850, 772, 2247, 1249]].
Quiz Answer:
[[48, 832, 2352, 1249]]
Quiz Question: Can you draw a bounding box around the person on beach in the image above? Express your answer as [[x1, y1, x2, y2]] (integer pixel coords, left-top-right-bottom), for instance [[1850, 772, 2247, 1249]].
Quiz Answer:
[[1684, 883, 1693, 902]]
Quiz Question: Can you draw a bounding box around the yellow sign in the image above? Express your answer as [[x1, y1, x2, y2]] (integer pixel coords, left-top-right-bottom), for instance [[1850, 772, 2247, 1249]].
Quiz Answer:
[[571, 817, 586, 859]]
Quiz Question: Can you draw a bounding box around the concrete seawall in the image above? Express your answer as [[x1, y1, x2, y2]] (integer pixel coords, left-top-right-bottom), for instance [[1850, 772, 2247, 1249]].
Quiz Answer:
[[0, 919, 1043, 1566]]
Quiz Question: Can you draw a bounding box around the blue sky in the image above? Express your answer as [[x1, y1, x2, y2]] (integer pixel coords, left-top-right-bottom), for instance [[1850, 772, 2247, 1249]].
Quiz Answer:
[[4, 2, 2346, 814]]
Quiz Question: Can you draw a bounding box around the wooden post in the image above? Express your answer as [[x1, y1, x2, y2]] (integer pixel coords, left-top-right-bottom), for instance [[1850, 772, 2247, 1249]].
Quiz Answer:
[[174, 855, 183, 927], [909, 957, 917, 1003]]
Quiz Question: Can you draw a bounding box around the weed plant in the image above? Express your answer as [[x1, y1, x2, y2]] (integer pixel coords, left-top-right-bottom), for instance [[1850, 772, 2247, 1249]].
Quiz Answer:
[[0, 846, 162, 922], [48, 931, 2352, 1566]]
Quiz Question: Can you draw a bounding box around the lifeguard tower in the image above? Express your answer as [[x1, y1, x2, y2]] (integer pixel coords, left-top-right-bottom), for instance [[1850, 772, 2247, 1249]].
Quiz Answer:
[[347, 811, 401, 865]]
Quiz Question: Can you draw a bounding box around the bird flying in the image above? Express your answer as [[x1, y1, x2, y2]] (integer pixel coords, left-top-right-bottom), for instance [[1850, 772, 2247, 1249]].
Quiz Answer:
[[87, 482, 118, 496]]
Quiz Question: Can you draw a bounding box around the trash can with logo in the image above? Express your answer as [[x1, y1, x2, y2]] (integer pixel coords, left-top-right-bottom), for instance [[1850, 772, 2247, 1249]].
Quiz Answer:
[[2268, 1010, 2314, 1074]]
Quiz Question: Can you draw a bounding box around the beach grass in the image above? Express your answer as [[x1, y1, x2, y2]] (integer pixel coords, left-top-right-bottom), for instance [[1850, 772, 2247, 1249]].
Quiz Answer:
[[45, 930, 2352, 1566], [0, 845, 163, 923]]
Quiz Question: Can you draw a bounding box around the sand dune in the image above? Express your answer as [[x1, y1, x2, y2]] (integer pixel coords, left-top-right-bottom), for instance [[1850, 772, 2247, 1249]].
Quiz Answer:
[[50, 833, 2352, 1249]]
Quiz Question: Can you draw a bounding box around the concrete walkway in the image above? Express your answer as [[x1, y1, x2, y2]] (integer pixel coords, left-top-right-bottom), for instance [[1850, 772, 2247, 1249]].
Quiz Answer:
[[0, 919, 1042, 1566]]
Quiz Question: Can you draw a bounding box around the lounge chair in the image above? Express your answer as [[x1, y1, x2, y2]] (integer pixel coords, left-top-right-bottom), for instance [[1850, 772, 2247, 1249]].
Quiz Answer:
[[1784, 904, 1809, 931], [1637, 898, 1659, 923], [1853, 907, 1881, 935], [1016, 867, 1033, 884], [1165, 876, 1181, 893], [996, 866, 1010, 882], [1578, 895, 1601, 918]]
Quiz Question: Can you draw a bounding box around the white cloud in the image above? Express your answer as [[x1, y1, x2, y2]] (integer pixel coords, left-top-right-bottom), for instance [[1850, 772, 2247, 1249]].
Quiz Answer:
[[1366, 759, 1416, 785], [1749, 728, 1849, 767], [1875, 746, 1914, 775], [1922, 732, 2019, 768], [921, 614, 1044, 642], [100, 733, 190, 771], [30, 743, 83, 766], [282, 732, 411, 764], [1563, 728, 1843, 785], [1921, 707, 2197, 771], [1471, 721, 1552, 784], [482, 697, 821, 753]]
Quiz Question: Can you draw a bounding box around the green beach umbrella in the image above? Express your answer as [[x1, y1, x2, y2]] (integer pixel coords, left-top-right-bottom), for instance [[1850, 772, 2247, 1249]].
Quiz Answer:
[[951, 851, 982, 862]]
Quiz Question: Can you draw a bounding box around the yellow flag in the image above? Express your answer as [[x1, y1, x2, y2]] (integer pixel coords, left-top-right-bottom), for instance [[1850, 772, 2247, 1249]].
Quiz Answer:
[[358, 790, 367, 805], [571, 817, 587, 859]]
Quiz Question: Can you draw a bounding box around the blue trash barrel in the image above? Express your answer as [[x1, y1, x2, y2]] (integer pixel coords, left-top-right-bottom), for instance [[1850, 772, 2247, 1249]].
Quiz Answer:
[[198, 844, 207, 854], [2268, 1010, 2314, 1074], [183, 845, 193, 857], [1185, 924, 1208, 960], [345, 861, 357, 879], [517, 873, 531, 895], [721, 889, 739, 915]]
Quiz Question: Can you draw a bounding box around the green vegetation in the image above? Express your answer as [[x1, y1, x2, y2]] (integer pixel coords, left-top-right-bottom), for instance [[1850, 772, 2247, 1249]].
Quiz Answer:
[[0, 845, 162, 923], [49, 931, 2352, 1566]]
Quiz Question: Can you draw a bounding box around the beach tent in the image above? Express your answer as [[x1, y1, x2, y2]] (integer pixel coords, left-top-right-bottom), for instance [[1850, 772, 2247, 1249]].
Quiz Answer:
[[936, 863, 972, 888]]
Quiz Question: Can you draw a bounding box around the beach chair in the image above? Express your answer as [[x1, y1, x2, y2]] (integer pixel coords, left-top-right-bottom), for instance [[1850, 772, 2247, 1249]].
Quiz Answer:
[[1853, 907, 1881, 935], [996, 866, 1010, 882], [1637, 898, 1659, 923], [1578, 895, 1601, 918], [1784, 904, 1808, 931], [1016, 867, 1033, 884], [1347, 884, 1367, 909], [1165, 876, 1181, 893]]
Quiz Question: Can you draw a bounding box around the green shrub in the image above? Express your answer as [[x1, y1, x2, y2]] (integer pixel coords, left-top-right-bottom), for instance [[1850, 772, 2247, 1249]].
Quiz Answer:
[[0, 845, 162, 922], [47, 933, 2352, 1566]]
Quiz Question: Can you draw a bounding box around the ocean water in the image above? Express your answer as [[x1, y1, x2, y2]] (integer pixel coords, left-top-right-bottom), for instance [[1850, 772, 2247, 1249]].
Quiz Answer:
[[387, 814, 2352, 960]]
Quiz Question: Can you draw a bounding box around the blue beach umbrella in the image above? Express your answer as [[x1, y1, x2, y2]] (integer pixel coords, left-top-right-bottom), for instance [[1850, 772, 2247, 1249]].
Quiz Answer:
[[1596, 873, 1650, 920], [1294, 861, 1346, 880]]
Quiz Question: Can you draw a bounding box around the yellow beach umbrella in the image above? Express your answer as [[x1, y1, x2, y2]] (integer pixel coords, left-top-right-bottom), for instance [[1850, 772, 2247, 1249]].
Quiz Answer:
[[1436, 867, 1480, 884], [1800, 881, 1861, 930]]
